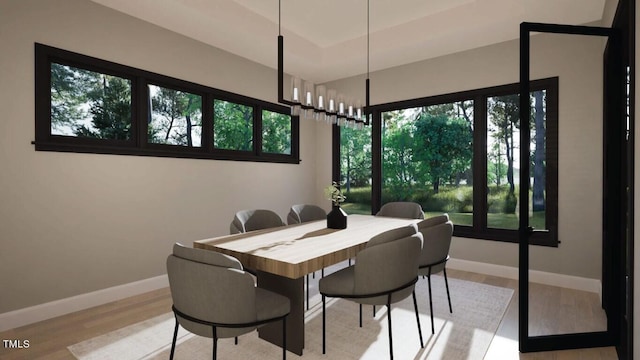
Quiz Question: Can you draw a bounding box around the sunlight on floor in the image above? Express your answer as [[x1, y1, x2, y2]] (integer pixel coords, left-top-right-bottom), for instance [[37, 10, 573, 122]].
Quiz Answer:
[[484, 334, 520, 360]]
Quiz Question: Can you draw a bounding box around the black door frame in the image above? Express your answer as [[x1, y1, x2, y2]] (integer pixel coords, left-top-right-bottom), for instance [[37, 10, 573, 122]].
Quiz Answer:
[[518, 22, 621, 352]]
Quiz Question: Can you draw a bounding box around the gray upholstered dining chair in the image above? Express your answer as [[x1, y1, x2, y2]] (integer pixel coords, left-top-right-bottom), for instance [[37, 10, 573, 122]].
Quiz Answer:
[[416, 214, 454, 334], [230, 209, 285, 234], [166, 243, 290, 360], [286, 204, 327, 310], [376, 201, 425, 220], [319, 225, 424, 359], [286, 204, 326, 225]]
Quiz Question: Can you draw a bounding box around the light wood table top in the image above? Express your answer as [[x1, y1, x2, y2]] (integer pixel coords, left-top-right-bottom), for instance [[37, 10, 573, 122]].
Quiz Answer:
[[194, 214, 419, 279]]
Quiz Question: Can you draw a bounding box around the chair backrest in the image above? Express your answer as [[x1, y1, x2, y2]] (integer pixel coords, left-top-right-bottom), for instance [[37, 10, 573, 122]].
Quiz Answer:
[[287, 204, 326, 225], [230, 209, 285, 234], [376, 201, 425, 220], [367, 224, 418, 248], [354, 231, 423, 303], [416, 215, 453, 271], [166, 243, 257, 338], [416, 213, 449, 229]]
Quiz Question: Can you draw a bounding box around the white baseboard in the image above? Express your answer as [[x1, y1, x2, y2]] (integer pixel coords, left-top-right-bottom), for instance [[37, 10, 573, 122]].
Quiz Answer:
[[0, 260, 603, 333], [448, 258, 602, 296], [0, 275, 168, 332]]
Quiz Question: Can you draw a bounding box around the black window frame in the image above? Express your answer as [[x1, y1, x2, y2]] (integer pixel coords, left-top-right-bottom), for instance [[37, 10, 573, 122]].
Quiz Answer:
[[339, 77, 558, 247], [34, 43, 300, 164]]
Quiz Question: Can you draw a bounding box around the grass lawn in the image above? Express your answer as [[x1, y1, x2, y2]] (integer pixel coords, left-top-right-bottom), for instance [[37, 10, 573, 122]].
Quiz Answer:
[[344, 202, 546, 230], [342, 202, 372, 215]]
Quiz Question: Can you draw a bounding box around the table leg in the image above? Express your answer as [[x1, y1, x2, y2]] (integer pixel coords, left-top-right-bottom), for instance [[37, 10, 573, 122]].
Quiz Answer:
[[256, 271, 304, 356]]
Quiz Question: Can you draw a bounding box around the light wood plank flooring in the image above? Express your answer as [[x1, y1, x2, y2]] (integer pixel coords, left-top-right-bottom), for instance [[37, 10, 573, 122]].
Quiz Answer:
[[0, 269, 618, 359]]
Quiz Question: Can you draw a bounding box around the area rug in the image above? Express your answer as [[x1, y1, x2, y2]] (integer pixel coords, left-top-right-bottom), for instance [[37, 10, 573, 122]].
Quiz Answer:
[[69, 275, 513, 360]]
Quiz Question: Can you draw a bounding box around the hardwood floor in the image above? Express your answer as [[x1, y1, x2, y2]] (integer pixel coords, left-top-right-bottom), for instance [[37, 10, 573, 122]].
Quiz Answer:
[[0, 269, 618, 359]]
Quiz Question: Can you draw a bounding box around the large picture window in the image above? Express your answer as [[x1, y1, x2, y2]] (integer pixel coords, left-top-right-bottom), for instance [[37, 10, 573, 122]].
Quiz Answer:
[[339, 78, 558, 246], [35, 43, 299, 164], [381, 101, 474, 226]]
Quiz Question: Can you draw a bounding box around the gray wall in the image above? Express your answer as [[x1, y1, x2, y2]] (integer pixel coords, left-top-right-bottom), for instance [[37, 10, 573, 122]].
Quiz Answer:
[[0, 0, 326, 314]]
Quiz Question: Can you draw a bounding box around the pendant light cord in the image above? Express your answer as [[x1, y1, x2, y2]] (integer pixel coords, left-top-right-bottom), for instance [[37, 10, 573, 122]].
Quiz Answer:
[[367, 0, 370, 78], [279, 0, 281, 36]]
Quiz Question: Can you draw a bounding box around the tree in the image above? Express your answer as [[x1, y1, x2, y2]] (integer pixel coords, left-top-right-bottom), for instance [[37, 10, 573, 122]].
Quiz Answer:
[[488, 95, 519, 194], [381, 111, 421, 198], [532, 90, 546, 211], [149, 87, 202, 146], [341, 125, 371, 191], [51, 64, 132, 139], [262, 111, 291, 154], [488, 141, 506, 186], [455, 100, 474, 186], [213, 100, 253, 151], [74, 73, 131, 140], [413, 113, 473, 193], [50, 63, 87, 133]]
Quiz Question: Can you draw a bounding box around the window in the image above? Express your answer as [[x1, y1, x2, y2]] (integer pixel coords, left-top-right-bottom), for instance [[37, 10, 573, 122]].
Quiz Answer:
[[50, 63, 133, 142], [213, 99, 253, 151], [381, 101, 474, 226], [35, 43, 299, 163], [339, 78, 558, 246], [262, 109, 292, 155], [486, 91, 548, 232], [340, 125, 372, 214], [148, 84, 202, 147]]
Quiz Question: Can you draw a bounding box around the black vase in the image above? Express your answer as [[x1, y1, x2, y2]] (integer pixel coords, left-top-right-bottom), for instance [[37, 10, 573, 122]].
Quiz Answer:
[[327, 205, 347, 229]]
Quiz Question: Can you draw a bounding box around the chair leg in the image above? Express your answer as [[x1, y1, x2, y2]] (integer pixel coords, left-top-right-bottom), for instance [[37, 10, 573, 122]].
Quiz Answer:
[[234, 336, 238, 345], [359, 304, 363, 327], [386, 297, 394, 360], [443, 267, 453, 313], [212, 327, 217, 360], [373, 305, 376, 317], [170, 317, 179, 360], [282, 317, 287, 360], [427, 273, 435, 334], [412, 290, 424, 348], [322, 295, 326, 354], [306, 274, 310, 310]]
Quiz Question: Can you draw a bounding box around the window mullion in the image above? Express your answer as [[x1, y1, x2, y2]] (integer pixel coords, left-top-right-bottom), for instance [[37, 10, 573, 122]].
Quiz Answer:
[[474, 94, 488, 232], [254, 104, 262, 156], [203, 93, 214, 154], [136, 77, 148, 149]]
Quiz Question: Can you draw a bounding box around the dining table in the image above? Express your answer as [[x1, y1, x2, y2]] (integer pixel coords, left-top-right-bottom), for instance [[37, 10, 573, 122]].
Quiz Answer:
[[193, 214, 420, 355]]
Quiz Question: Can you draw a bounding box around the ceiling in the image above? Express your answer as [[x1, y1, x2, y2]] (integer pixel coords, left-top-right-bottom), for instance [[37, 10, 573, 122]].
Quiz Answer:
[[90, 0, 607, 83]]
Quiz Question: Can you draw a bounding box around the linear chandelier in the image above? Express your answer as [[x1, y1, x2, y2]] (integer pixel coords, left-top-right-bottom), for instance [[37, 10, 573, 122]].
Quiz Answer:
[[277, 0, 370, 129]]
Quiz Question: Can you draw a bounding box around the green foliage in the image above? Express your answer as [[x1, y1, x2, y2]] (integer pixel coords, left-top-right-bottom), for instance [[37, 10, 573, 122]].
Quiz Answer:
[[413, 113, 473, 192], [76, 74, 131, 140], [50, 63, 87, 131], [213, 99, 253, 151], [341, 202, 372, 215], [262, 110, 291, 154], [341, 126, 372, 190], [51, 64, 132, 140], [325, 181, 347, 207], [487, 94, 520, 192], [382, 112, 419, 190], [345, 186, 372, 204], [345, 185, 474, 214], [487, 185, 518, 213]]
